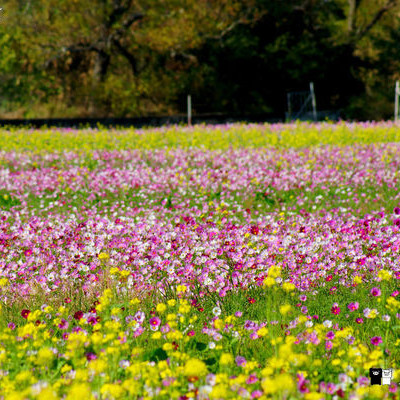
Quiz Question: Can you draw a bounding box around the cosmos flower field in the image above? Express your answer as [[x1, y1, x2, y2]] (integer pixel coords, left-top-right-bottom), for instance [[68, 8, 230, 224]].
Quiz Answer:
[[0, 122, 400, 399]]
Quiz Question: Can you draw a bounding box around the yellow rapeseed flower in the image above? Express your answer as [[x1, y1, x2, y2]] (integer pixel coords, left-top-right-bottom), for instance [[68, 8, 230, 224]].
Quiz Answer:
[[184, 359, 208, 377], [167, 299, 177, 307], [214, 319, 224, 330], [0, 278, 8, 287], [156, 303, 167, 313], [268, 265, 281, 278], [279, 304, 291, 315], [263, 276, 275, 287], [176, 285, 187, 293], [65, 384, 94, 400], [15, 370, 32, 383], [304, 392, 325, 400], [100, 383, 125, 399], [210, 384, 228, 399], [257, 327, 269, 337], [36, 348, 54, 366], [152, 332, 162, 340], [130, 298, 140, 306], [98, 252, 110, 261], [282, 282, 296, 292], [261, 373, 294, 394], [219, 353, 234, 366], [37, 387, 58, 400], [378, 270, 391, 281]]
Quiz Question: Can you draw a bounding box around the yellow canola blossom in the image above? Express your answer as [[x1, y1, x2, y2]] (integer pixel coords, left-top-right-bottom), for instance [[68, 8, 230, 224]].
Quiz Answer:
[[261, 373, 295, 394], [184, 359, 208, 377]]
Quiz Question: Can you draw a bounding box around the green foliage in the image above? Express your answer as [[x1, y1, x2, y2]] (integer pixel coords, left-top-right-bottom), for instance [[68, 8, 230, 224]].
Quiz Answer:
[[1, 0, 400, 118]]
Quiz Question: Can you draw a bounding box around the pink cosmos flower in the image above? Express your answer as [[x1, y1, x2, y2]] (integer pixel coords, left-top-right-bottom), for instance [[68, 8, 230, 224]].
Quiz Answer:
[[389, 383, 398, 393], [235, 311, 243, 317], [58, 319, 69, 330], [325, 340, 333, 350], [246, 374, 258, 384], [297, 374, 310, 393], [347, 302, 359, 311], [133, 327, 144, 337], [160, 324, 170, 333], [235, 356, 246, 367]]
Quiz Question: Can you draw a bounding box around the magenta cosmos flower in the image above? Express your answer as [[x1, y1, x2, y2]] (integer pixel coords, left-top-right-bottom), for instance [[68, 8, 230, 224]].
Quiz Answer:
[[149, 316, 161, 330], [7, 322, 15, 330], [370, 287, 381, 297], [370, 336, 383, 346], [74, 311, 83, 320], [331, 305, 340, 315]]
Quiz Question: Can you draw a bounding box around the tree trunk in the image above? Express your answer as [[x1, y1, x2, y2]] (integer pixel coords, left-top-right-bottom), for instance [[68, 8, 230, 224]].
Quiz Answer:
[[93, 49, 110, 82]]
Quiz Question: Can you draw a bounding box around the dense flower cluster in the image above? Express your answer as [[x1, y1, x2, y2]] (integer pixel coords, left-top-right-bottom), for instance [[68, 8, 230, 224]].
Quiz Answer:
[[0, 123, 399, 399]]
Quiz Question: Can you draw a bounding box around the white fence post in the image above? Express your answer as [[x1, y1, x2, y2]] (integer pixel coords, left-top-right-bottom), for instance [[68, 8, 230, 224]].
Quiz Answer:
[[310, 82, 317, 121], [395, 81, 399, 123], [187, 95, 192, 126]]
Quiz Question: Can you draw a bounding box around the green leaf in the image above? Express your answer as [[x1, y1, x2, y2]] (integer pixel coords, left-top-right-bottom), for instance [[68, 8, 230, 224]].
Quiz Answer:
[[149, 347, 168, 362], [204, 357, 216, 366], [195, 341, 207, 351]]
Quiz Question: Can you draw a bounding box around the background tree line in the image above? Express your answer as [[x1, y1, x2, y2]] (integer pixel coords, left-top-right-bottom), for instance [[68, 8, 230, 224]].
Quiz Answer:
[[1, 0, 400, 120]]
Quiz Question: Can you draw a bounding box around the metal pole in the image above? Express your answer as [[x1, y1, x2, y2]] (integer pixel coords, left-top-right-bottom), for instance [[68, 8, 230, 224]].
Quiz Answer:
[[187, 95, 192, 126], [287, 93, 291, 121], [310, 82, 317, 121], [395, 81, 399, 123]]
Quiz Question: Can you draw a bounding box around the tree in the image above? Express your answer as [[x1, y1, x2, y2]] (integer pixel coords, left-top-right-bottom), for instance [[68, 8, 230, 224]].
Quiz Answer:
[[2, 0, 260, 117]]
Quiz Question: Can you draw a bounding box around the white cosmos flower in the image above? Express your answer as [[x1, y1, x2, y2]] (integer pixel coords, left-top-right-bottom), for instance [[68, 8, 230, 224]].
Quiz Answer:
[[212, 307, 221, 316], [323, 320, 332, 328]]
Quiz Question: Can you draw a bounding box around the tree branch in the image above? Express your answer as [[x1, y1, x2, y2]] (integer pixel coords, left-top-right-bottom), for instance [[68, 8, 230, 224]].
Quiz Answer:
[[347, 0, 362, 33], [112, 38, 137, 75], [108, 11, 144, 44], [204, 8, 266, 43], [354, 0, 398, 42]]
